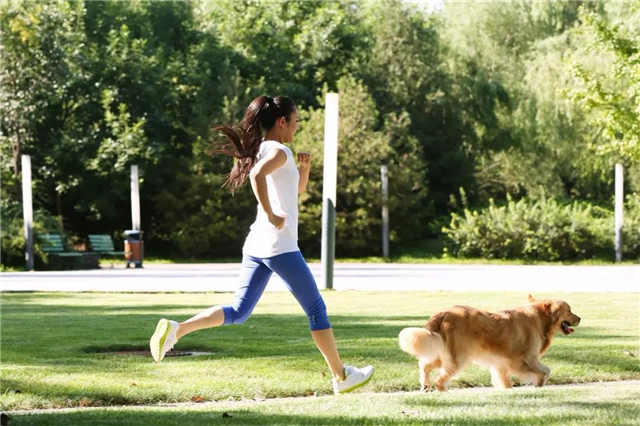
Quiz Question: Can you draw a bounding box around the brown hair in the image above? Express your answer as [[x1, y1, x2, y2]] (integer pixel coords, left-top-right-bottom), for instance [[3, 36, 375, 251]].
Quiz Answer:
[[210, 95, 297, 193]]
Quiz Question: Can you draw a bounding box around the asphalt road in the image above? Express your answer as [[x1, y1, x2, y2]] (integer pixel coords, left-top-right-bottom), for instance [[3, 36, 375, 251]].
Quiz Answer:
[[2, 263, 638, 293]]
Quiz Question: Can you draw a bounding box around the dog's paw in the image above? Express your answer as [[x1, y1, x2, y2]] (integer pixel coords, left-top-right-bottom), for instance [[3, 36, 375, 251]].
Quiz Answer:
[[537, 372, 550, 387], [520, 377, 535, 386], [435, 381, 448, 392]]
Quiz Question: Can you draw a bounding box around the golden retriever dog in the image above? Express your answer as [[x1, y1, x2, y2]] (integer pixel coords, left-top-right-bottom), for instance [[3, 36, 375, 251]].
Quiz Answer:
[[399, 295, 580, 392]]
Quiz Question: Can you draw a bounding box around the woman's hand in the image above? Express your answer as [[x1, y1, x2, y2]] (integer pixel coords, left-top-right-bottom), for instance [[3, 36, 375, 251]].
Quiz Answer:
[[268, 213, 285, 230], [297, 152, 311, 193], [297, 152, 311, 168], [249, 148, 287, 221]]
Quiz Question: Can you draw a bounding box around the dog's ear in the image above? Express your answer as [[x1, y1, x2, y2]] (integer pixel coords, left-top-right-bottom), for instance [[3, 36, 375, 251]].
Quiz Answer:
[[528, 294, 537, 303], [543, 301, 562, 322], [540, 300, 553, 313], [540, 301, 550, 314]]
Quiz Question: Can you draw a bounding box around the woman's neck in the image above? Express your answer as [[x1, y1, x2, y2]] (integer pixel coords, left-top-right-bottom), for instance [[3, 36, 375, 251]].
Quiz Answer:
[[264, 130, 283, 143]]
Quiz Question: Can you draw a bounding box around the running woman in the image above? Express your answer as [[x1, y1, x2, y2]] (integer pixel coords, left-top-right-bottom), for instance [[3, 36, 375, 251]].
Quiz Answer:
[[150, 95, 374, 395]]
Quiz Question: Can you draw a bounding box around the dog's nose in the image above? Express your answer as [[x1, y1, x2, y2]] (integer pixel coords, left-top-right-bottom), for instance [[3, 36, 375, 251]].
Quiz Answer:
[[575, 316, 581, 325]]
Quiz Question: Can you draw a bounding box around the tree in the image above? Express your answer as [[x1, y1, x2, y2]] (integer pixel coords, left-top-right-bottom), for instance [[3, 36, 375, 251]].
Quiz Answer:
[[1, 0, 87, 179], [442, 0, 614, 201], [569, 4, 640, 162], [357, 1, 479, 214], [293, 77, 428, 256], [201, 0, 367, 107]]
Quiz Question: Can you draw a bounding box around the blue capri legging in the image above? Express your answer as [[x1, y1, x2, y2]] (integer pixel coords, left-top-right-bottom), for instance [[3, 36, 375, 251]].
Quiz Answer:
[[222, 251, 331, 331]]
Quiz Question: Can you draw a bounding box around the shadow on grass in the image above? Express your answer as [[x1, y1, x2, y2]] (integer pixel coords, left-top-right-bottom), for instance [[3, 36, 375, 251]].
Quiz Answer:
[[3, 312, 415, 359], [1, 376, 149, 407], [8, 407, 634, 426], [548, 350, 640, 372], [2, 292, 425, 359], [402, 393, 640, 410], [1, 296, 428, 323], [1, 297, 421, 375]]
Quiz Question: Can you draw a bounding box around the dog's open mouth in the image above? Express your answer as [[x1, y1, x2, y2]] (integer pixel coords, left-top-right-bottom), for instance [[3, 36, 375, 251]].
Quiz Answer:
[[561, 321, 575, 335]]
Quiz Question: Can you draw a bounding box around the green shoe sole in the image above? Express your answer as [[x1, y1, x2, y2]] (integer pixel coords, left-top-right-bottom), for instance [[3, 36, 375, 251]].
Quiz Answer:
[[150, 318, 170, 362], [337, 370, 374, 394]]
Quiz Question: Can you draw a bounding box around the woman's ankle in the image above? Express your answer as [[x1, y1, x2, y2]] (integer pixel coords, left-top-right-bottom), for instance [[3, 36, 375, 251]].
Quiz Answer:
[[333, 366, 346, 381], [175, 323, 186, 339]]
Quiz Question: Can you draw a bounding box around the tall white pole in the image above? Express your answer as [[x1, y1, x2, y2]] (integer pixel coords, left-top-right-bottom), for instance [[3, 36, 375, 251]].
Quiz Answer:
[[21, 155, 34, 271], [615, 163, 623, 263], [321, 93, 339, 290], [131, 165, 141, 231], [381, 164, 389, 258]]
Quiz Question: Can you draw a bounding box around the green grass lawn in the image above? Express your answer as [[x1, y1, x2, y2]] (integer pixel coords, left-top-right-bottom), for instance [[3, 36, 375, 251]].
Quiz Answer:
[[1, 291, 639, 414]]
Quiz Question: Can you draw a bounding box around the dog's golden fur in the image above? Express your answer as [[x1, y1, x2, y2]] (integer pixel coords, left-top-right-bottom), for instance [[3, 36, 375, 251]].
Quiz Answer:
[[399, 295, 580, 391]]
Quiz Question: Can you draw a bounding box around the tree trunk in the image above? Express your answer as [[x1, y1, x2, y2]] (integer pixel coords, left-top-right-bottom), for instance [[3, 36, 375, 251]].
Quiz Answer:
[[12, 131, 21, 177]]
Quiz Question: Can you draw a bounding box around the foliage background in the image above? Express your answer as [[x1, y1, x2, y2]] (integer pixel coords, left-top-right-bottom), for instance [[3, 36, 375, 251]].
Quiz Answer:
[[2, 1, 638, 265]]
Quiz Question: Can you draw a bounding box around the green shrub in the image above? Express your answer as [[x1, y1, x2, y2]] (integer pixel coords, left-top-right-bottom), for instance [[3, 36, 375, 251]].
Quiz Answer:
[[1, 198, 64, 270], [151, 171, 256, 258], [442, 192, 639, 261], [623, 193, 640, 259]]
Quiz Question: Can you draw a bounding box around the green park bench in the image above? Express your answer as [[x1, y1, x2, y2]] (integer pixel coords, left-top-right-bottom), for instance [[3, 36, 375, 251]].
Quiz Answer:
[[39, 233, 82, 258], [88, 234, 125, 267], [38, 233, 84, 270]]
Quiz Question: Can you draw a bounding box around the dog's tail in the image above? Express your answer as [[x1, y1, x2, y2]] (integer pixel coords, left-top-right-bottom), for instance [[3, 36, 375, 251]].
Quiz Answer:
[[398, 327, 444, 362]]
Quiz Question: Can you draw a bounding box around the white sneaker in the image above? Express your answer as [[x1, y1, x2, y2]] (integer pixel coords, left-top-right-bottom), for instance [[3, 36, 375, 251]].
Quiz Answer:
[[150, 318, 179, 362], [333, 364, 374, 395]]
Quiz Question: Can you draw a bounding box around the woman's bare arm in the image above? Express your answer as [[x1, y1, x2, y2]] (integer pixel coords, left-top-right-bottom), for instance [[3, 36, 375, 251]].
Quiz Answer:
[[249, 148, 287, 229]]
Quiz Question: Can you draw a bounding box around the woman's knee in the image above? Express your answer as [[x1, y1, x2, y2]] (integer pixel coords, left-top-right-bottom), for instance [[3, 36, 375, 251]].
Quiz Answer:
[[309, 313, 331, 330], [222, 305, 252, 325], [307, 299, 331, 330]]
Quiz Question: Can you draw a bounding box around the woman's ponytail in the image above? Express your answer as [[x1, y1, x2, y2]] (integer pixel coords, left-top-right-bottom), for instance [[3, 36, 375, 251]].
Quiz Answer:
[[209, 95, 295, 193]]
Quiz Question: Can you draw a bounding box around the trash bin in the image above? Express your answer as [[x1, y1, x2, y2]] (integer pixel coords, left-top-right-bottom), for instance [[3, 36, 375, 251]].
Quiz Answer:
[[124, 230, 144, 268]]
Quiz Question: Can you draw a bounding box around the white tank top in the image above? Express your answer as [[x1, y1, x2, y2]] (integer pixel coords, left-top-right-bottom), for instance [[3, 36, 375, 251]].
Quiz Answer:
[[242, 140, 300, 258]]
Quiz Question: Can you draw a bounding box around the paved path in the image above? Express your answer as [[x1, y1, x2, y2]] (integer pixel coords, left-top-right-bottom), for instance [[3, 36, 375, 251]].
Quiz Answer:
[[2, 263, 638, 293], [6, 380, 640, 415]]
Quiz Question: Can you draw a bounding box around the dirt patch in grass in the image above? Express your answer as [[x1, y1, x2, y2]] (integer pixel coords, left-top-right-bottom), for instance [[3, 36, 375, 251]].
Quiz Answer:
[[82, 345, 214, 357], [109, 350, 214, 357]]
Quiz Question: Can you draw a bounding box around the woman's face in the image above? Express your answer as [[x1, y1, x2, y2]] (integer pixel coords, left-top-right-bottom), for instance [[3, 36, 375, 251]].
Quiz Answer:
[[281, 109, 299, 143]]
